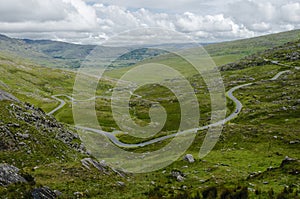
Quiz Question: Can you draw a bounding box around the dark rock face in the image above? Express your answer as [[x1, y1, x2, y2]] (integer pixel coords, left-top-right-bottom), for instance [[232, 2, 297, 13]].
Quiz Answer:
[[0, 164, 27, 186], [32, 187, 57, 199]]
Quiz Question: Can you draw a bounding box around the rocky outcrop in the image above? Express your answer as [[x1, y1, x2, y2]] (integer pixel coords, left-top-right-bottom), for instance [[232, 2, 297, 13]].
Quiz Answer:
[[6, 102, 86, 153], [0, 164, 27, 186], [0, 89, 19, 102], [81, 158, 108, 173], [81, 158, 127, 178], [32, 187, 57, 199]]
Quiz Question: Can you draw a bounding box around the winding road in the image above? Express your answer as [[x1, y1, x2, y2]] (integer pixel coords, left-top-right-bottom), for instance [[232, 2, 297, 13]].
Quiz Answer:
[[48, 69, 291, 148]]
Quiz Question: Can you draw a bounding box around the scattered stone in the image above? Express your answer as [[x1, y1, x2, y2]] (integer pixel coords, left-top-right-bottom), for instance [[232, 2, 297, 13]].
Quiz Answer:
[[200, 179, 209, 183], [248, 188, 255, 192], [171, 170, 185, 182], [177, 175, 184, 182], [33, 166, 39, 171], [289, 140, 300, 144], [0, 164, 27, 186], [54, 190, 62, 197], [117, 181, 125, 187], [19, 142, 26, 146], [280, 156, 297, 168], [74, 192, 84, 197], [16, 133, 30, 139], [183, 154, 195, 163], [111, 167, 127, 178], [32, 187, 56, 199], [81, 158, 107, 173], [267, 166, 274, 171]]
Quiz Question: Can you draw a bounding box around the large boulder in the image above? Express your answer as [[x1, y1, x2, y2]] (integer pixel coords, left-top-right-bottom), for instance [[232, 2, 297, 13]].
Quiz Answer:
[[0, 164, 27, 186]]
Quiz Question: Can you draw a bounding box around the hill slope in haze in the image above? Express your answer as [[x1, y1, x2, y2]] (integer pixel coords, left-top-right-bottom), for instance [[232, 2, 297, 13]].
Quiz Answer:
[[0, 29, 299, 70]]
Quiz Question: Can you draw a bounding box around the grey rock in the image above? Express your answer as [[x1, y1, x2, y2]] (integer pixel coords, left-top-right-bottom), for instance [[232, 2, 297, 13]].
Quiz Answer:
[[0, 164, 27, 186], [81, 158, 107, 173], [289, 140, 300, 144], [171, 170, 183, 178], [0, 89, 19, 102], [32, 187, 56, 199], [183, 154, 195, 163], [73, 192, 83, 196], [171, 170, 185, 182], [177, 175, 184, 182], [54, 190, 62, 196], [280, 156, 297, 168], [16, 133, 30, 139], [117, 181, 125, 187]]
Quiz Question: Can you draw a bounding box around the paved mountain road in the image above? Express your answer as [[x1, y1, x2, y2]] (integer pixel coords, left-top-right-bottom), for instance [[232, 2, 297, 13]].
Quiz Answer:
[[48, 69, 291, 147]]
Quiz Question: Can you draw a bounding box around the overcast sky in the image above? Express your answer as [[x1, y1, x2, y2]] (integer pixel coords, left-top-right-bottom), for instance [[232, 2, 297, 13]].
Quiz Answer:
[[0, 0, 299, 45]]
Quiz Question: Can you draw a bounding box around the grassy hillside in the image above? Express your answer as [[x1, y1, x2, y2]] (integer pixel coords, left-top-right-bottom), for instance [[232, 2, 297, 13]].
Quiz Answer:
[[205, 29, 300, 57], [0, 34, 167, 69], [106, 29, 300, 78]]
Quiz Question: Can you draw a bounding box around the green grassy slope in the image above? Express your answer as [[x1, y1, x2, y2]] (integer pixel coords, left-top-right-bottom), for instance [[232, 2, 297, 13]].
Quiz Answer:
[[106, 29, 300, 78]]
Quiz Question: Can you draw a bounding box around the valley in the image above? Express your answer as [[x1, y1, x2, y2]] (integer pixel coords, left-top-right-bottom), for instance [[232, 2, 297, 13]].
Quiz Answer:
[[0, 30, 299, 198]]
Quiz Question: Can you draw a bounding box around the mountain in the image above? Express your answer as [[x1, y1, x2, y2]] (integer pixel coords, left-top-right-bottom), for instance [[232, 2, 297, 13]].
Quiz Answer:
[[0, 35, 168, 69], [204, 29, 300, 57], [0, 29, 299, 70], [0, 34, 95, 69]]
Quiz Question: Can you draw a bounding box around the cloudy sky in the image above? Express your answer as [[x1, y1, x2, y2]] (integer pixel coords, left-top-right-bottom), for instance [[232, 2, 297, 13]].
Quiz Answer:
[[0, 0, 299, 45]]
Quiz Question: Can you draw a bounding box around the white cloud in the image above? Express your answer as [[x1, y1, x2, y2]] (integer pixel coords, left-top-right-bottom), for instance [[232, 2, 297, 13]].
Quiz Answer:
[[0, 0, 299, 44], [226, 0, 300, 32], [0, 0, 67, 22], [250, 22, 271, 32], [93, 4, 176, 34], [0, 0, 98, 32], [176, 13, 235, 32], [281, 2, 300, 23]]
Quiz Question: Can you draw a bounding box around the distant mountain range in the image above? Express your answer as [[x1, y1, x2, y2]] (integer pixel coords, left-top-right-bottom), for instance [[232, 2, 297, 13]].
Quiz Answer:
[[0, 29, 299, 69]]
